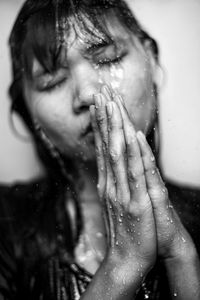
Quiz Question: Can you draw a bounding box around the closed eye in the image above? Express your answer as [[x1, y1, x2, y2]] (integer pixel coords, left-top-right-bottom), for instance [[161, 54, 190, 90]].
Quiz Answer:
[[96, 54, 125, 67], [34, 68, 69, 92]]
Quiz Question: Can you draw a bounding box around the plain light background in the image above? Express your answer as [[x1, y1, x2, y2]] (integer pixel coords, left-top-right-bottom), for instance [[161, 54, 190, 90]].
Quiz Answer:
[[0, 0, 200, 187]]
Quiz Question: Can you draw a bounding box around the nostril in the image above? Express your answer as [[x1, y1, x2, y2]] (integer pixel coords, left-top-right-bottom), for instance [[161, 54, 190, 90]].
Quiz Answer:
[[73, 93, 95, 113], [75, 104, 89, 114]]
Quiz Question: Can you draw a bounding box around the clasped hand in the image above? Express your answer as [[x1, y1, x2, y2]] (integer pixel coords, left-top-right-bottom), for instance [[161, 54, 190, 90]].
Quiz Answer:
[[90, 86, 193, 278]]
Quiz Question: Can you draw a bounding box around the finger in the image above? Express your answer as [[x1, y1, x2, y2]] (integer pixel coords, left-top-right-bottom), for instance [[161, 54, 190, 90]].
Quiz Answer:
[[114, 95, 148, 202], [93, 95, 116, 247], [136, 130, 169, 210], [90, 105, 106, 199], [101, 85, 113, 102], [106, 101, 130, 204], [94, 94, 115, 194]]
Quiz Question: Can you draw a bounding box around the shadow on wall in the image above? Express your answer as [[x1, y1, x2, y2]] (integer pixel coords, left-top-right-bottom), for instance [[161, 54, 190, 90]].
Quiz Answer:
[[0, 0, 200, 187]]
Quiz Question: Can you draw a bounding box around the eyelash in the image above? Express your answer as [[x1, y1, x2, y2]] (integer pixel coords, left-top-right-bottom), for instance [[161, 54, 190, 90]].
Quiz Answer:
[[40, 76, 67, 93], [97, 55, 123, 67]]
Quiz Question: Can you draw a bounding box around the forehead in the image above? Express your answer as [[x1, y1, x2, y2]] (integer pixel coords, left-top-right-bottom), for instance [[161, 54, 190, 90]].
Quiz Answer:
[[60, 13, 133, 50]]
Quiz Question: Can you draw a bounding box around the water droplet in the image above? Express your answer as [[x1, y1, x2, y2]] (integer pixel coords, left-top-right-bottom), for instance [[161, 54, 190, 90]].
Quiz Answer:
[[115, 240, 119, 246], [150, 156, 155, 162], [181, 237, 186, 243], [137, 241, 141, 245], [109, 63, 124, 90], [144, 294, 149, 299], [136, 183, 139, 189], [170, 219, 173, 224], [137, 217, 140, 222], [97, 183, 100, 189], [93, 64, 99, 70], [151, 170, 156, 175], [96, 232, 103, 238], [162, 188, 166, 193], [173, 292, 178, 297], [119, 218, 123, 224]]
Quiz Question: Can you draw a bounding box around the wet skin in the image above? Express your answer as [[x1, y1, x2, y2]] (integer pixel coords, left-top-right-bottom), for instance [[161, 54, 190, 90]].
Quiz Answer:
[[23, 16, 157, 163]]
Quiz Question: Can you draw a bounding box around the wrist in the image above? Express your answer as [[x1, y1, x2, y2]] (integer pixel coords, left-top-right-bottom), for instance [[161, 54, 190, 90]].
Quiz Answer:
[[163, 238, 198, 267], [106, 249, 153, 285]]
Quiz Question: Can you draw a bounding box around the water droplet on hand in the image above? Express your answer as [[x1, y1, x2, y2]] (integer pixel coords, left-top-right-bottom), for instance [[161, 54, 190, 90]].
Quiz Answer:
[[119, 218, 123, 224]]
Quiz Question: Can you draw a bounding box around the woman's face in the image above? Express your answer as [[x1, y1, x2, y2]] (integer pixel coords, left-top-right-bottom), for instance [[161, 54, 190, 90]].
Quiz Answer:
[[23, 15, 158, 162]]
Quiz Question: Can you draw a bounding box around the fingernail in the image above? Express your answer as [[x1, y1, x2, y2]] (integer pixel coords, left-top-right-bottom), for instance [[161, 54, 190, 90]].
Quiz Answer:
[[94, 94, 102, 108], [106, 102, 113, 116]]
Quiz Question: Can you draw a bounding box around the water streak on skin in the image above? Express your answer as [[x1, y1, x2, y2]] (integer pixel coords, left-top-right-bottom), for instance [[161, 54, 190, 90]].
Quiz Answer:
[[109, 63, 124, 90]]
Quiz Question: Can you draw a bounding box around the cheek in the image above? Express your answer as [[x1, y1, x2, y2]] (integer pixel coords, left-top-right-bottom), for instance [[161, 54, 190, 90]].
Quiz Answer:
[[121, 61, 156, 133], [29, 93, 78, 148]]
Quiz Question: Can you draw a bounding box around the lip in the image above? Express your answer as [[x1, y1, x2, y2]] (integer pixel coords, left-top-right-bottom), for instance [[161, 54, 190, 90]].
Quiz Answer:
[[82, 123, 93, 137]]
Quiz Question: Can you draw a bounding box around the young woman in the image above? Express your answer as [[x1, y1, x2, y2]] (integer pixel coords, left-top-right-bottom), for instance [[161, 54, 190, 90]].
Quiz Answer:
[[0, 0, 200, 299]]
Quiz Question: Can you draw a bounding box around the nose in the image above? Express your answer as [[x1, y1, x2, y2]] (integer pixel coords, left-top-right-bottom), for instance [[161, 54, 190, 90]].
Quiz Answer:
[[72, 62, 99, 113]]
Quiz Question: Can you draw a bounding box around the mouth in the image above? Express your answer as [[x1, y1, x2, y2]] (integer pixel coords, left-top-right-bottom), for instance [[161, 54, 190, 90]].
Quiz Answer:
[[82, 123, 93, 137]]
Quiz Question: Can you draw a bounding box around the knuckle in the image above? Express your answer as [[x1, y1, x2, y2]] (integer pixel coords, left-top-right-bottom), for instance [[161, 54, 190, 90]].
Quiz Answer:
[[127, 167, 144, 183], [102, 140, 107, 153], [95, 146, 102, 157], [109, 148, 121, 163], [106, 186, 115, 201], [96, 114, 105, 125], [150, 185, 168, 200], [127, 168, 136, 183]]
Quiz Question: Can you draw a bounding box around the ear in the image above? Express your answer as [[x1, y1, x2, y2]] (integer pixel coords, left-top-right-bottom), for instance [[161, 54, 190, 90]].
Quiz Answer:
[[144, 39, 163, 88]]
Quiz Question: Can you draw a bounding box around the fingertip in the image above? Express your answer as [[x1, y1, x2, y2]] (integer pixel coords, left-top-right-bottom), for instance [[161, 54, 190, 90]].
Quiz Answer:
[[89, 104, 95, 115], [106, 101, 113, 117]]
